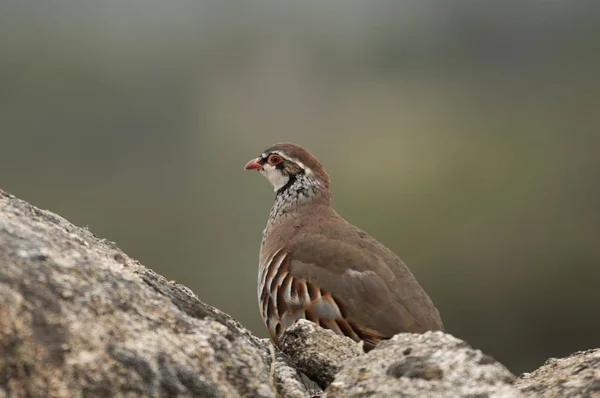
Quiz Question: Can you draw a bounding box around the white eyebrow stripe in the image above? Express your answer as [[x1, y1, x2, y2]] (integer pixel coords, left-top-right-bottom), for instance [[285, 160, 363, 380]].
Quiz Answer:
[[271, 150, 313, 175]]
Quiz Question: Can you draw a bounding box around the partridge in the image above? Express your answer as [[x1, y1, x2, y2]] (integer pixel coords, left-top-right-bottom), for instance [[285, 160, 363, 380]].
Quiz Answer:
[[245, 142, 443, 350]]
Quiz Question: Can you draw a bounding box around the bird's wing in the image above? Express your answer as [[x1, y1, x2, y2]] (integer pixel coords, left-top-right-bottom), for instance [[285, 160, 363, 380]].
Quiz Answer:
[[259, 233, 438, 349]]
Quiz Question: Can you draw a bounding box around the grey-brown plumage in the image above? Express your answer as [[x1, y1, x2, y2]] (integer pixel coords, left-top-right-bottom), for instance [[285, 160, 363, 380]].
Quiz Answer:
[[245, 142, 443, 350]]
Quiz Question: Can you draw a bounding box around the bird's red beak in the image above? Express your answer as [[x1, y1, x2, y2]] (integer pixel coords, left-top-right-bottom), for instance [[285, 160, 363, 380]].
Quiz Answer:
[[244, 157, 263, 171]]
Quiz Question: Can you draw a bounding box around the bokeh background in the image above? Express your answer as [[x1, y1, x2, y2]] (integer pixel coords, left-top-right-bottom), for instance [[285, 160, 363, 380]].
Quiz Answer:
[[1, 1, 599, 375]]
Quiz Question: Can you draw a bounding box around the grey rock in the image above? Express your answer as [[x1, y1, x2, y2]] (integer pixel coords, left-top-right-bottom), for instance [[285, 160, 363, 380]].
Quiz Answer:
[[2, 187, 599, 398], [516, 349, 600, 397], [260, 338, 317, 398], [0, 189, 299, 397], [280, 319, 363, 389], [323, 331, 523, 398]]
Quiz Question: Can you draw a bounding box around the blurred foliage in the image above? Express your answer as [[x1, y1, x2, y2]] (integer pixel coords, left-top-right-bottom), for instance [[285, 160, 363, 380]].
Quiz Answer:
[[1, 1, 599, 374]]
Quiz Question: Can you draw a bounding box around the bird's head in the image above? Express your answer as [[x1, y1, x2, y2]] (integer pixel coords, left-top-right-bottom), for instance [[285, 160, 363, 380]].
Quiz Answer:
[[244, 143, 330, 200]]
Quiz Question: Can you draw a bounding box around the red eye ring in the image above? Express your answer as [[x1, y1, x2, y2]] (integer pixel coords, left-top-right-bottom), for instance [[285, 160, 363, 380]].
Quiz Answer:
[[268, 154, 283, 165]]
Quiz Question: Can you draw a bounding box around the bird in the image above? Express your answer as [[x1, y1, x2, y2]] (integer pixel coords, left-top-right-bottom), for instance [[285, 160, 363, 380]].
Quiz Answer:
[[244, 142, 443, 351]]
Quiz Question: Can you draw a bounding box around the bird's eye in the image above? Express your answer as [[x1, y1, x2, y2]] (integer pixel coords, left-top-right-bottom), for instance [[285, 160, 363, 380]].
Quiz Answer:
[[268, 155, 283, 165]]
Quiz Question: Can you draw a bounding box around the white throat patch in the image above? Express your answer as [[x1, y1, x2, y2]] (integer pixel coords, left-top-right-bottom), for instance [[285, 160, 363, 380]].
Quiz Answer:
[[260, 164, 290, 192]]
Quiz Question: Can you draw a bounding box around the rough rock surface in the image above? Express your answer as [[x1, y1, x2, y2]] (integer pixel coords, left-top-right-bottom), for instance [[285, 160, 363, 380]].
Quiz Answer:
[[324, 331, 523, 398], [280, 320, 363, 389], [2, 187, 600, 398], [0, 189, 309, 398], [516, 349, 600, 397], [259, 338, 318, 398]]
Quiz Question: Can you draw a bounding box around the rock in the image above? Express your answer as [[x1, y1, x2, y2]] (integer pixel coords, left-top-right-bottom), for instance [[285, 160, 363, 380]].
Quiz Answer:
[[0, 188, 307, 397], [516, 349, 600, 397], [280, 319, 363, 389], [259, 338, 318, 398], [324, 331, 523, 398], [2, 187, 599, 398]]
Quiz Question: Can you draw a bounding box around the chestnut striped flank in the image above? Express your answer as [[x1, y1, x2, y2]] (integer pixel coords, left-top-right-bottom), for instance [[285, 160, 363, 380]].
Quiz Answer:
[[259, 249, 383, 349]]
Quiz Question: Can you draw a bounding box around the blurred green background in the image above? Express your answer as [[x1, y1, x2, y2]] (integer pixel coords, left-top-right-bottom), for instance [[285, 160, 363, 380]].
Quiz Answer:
[[1, 1, 599, 375]]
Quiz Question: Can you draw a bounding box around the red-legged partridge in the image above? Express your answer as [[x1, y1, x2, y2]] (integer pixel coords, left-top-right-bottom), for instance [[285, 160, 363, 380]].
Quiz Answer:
[[245, 142, 443, 350]]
